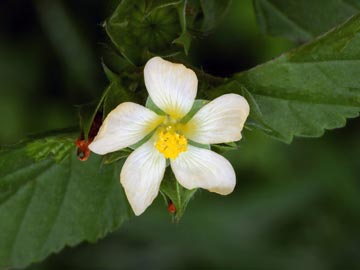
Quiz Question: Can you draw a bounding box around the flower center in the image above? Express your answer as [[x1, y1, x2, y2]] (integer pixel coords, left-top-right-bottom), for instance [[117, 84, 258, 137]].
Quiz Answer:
[[155, 125, 187, 159]]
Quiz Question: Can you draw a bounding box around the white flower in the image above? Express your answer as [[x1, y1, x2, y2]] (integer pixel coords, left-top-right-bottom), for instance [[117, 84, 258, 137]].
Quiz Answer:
[[89, 57, 250, 216]]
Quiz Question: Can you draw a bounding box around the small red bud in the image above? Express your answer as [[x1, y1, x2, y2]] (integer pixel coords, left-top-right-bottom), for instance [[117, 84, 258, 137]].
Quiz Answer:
[[167, 202, 176, 214], [75, 138, 92, 161], [76, 112, 103, 161]]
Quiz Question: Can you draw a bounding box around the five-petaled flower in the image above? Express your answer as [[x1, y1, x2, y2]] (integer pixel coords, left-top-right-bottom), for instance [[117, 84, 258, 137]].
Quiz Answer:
[[89, 57, 250, 215]]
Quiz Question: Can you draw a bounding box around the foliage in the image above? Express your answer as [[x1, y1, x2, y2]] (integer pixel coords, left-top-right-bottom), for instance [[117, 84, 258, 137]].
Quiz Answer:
[[0, 132, 131, 268], [253, 0, 360, 42], [209, 14, 360, 142], [1, 0, 360, 268]]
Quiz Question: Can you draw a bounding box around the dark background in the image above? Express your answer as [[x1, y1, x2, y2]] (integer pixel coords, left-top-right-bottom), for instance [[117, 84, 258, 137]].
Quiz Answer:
[[1, 0, 360, 269]]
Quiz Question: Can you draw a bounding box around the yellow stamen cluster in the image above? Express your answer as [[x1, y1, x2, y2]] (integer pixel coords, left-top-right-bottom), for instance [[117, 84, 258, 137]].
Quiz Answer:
[[155, 125, 187, 159]]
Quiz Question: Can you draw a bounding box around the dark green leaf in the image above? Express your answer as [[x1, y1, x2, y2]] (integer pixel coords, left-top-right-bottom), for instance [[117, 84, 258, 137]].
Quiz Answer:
[[173, 31, 192, 55], [100, 44, 133, 79], [253, 0, 359, 42], [145, 0, 183, 15], [103, 64, 143, 116], [77, 102, 100, 140], [0, 133, 131, 268], [104, 0, 232, 64], [198, 0, 232, 33], [173, 0, 191, 54], [208, 14, 360, 142]]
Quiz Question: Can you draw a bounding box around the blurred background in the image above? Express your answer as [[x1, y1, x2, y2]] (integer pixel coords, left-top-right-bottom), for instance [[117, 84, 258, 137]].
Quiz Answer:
[[1, 0, 360, 269]]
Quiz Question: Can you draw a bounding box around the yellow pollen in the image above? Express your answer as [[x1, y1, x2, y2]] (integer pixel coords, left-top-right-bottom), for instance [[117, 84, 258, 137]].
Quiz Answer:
[[155, 125, 187, 159]]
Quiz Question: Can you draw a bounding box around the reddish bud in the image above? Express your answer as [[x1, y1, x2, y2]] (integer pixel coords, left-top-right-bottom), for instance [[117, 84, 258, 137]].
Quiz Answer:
[[76, 138, 92, 161], [167, 201, 176, 214], [76, 112, 103, 161]]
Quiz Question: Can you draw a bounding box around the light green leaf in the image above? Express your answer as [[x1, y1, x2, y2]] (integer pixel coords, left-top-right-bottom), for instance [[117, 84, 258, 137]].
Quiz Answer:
[[209, 14, 360, 143], [26, 137, 74, 163], [253, 0, 359, 42], [0, 132, 131, 268]]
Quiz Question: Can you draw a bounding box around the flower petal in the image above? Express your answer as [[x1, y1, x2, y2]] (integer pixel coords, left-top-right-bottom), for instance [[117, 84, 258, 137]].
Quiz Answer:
[[89, 102, 164, 155], [120, 139, 166, 216], [183, 94, 249, 144], [171, 145, 236, 195], [144, 56, 197, 119]]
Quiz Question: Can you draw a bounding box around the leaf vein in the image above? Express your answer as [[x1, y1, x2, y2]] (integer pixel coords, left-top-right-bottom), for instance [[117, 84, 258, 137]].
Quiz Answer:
[[10, 182, 37, 261], [39, 157, 73, 254], [260, 0, 313, 38]]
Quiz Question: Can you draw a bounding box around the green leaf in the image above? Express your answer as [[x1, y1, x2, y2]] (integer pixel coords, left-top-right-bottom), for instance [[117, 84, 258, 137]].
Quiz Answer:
[[0, 132, 131, 268], [78, 60, 146, 139], [173, 31, 192, 55], [103, 148, 132, 165], [209, 14, 360, 143], [77, 102, 99, 140], [253, 0, 360, 42], [26, 137, 74, 163], [211, 142, 238, 154], [100, 44, 133, 80], [197, 0, 232, 33], [160, 169, 197, 222], [102, 64, 143, 116], [173, 0, 191, 54]]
